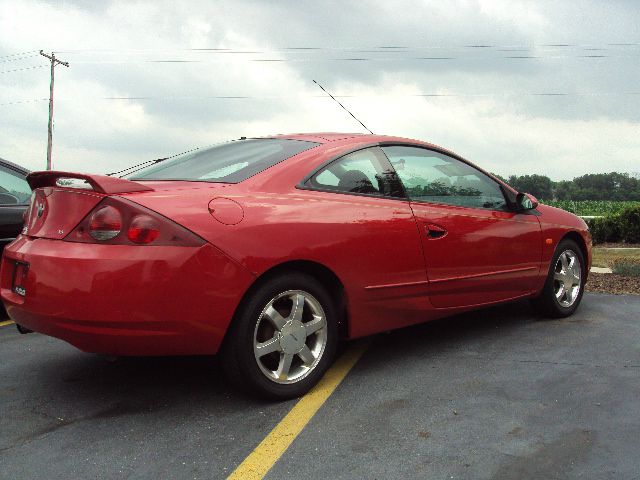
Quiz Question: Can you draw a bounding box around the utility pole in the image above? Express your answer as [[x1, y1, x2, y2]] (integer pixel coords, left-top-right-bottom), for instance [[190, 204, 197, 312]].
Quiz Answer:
[[39, 50, 69, 171]]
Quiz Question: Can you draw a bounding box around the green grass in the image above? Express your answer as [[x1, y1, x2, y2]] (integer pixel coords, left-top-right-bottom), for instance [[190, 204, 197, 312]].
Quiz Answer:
[[592, 247, 640, 268], [542, 200, 640, 217], [611, 258, 640, 277]]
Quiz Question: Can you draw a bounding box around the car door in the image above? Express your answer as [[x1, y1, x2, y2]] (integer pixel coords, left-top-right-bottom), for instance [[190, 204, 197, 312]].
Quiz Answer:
[[301, 146, 431, 336], [0, 163, 31, 250], [381, 145, 542, 309]]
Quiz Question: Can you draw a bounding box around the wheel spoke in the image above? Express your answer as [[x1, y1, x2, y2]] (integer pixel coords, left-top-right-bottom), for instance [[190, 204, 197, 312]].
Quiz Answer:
[[276, 353, 294, 380], [554, 271, 564, 282], [297, 345, 315, 365], [264, 305, 287, 330], [560, 253, 569, 271], [568, 285, 578, 302], [555, 283, 565, 300], [304, 314, 326, 336], [255, 335, 281, 358], [289, 293, 305, 322], [571, 263, 581, 283]]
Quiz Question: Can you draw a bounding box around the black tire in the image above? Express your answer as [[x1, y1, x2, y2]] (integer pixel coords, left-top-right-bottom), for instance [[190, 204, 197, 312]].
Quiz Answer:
[[16, 324, 33, 334], [220, 271, 338, 400], [531, 239, 586, 318]]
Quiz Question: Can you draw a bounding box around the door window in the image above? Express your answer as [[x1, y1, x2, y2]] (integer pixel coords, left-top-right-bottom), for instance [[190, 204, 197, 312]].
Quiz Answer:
[[382, 146, 506, 210], [307, 147, 403, 198], [0, 165, 30, 205]]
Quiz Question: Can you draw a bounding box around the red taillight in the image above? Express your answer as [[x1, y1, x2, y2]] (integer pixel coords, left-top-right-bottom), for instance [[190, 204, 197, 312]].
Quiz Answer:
[[65, 196, 205, 247], [89, 206, 122, 241], [127, 215, 160, 244]]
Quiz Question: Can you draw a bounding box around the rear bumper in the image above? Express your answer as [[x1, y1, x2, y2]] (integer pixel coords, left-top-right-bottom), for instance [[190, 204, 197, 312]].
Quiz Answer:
[[1, 236, 255, 355]]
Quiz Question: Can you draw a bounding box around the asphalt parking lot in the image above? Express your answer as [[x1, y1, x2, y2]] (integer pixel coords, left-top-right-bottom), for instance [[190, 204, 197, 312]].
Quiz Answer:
[[1, 293, 639, 479]]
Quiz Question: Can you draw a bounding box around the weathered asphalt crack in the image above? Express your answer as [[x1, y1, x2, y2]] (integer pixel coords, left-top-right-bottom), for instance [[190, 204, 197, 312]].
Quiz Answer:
[[516, 359, 640, 368], [0, 401, 159, 454]]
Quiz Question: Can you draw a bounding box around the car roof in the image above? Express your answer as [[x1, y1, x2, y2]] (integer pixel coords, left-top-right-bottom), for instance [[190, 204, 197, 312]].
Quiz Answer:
[[260, 133, 513, 194], [269, 132, 460, 158], [268, 132, 369, 143], [0, 157, 30, 176]]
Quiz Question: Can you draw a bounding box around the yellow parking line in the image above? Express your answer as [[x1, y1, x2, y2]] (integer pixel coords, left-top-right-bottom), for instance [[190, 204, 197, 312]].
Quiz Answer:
[[227, 340, 370, 480], [0, 320, 15, 328]]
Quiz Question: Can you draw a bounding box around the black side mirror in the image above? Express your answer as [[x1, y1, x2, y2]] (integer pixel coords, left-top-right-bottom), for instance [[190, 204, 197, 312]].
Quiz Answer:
[[515, 192, 539, 211]]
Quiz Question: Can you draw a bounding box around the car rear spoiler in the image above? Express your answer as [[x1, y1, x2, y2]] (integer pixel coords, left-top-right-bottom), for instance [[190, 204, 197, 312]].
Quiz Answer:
[[26, 171, 154, 194]]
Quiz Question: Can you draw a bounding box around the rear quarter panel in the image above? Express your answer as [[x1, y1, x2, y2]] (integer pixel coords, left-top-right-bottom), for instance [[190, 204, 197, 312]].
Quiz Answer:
[[129, 185, 433, 338]]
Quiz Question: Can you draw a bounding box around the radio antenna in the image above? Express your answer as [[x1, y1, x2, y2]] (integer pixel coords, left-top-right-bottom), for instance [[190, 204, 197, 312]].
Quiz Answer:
[[312, 79, 374, 134]]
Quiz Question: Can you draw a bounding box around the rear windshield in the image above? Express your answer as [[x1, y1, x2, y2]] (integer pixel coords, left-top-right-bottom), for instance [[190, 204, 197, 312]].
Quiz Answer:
[[127, 138, 319, 183]]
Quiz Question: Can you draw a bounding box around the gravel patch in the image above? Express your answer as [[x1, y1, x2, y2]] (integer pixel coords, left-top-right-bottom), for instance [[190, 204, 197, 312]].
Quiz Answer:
[[586, 272, 640, 295]]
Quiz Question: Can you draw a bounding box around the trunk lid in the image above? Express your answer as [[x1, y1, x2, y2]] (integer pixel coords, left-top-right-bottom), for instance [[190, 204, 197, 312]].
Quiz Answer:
[[23, 171, 153, 240], [24, 188, 105, 239]]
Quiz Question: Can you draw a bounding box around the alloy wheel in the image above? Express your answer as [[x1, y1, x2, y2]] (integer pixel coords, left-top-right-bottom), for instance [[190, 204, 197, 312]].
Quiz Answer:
[[553, 250, 582, 307], [253, 290, 328, 384]]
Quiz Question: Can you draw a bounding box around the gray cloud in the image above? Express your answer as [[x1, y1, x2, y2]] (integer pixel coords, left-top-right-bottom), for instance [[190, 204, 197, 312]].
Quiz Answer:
[[0, 0, 638, 179]]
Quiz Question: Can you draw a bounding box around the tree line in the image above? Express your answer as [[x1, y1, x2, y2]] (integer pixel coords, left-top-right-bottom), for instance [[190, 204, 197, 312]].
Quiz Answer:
[[492, 172, 640, 201]]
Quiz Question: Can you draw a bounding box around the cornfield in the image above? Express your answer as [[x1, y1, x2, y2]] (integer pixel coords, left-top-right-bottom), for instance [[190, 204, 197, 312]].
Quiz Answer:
[[541, 200, 640, 217]]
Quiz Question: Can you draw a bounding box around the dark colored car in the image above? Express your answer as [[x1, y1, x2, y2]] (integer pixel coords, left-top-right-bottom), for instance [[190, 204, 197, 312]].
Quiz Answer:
[[0, 158, 31, 252]]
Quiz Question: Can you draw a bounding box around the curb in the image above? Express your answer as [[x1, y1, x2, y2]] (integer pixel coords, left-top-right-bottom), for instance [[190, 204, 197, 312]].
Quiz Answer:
[[591, 266, 613, 274]]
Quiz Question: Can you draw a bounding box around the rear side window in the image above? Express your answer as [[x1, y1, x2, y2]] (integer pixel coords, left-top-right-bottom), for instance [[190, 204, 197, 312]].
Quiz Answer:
[[307, 147, 403, 198], [128, 139, 319, 183]]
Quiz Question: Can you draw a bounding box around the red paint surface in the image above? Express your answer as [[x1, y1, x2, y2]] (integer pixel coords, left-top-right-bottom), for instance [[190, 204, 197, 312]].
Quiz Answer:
[[208, 197, 244, 225], [1, 133, 591, 355]]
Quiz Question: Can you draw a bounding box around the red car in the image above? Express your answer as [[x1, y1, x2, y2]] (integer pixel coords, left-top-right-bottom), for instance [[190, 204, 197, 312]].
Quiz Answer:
[[1, 133, 591, 399]]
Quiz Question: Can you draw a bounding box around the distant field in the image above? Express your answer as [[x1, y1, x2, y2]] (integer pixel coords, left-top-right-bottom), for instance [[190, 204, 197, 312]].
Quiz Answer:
[[541, 200, 640, 216]]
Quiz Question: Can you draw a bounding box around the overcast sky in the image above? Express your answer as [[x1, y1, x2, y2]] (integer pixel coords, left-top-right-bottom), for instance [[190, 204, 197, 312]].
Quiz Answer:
[[0, 0, 639, 180]]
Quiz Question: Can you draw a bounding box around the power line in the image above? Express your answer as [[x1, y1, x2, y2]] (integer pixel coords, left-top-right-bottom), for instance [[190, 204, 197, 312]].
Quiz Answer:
[[2, 91, 640, 107], [0, 55, 625, 74], [0, 54, 39, 63], [0, 65, 47, 74], [51, 43, 640, 54], [0, 49, 39, 60], [52, 53, 639, 66], [76, 91, 640, 99], [0, 44, 634, 70], [7, 55, 628, 73], [0, 98, 49, 106]]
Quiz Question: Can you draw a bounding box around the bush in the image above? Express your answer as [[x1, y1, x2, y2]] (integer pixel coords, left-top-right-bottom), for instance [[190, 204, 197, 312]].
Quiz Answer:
[[611, 258, 640, 277], [586, 216, 619, 244], [586, 206, 640, 244], [618, 206, 640, 243], [544, 200, 640, 216]]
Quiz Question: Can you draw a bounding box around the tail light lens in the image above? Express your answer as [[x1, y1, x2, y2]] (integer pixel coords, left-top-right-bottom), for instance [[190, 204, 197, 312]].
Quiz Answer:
[[89, 206, 122, 240], [65, 196, 205, 247], [127, 215, 160, 244]]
